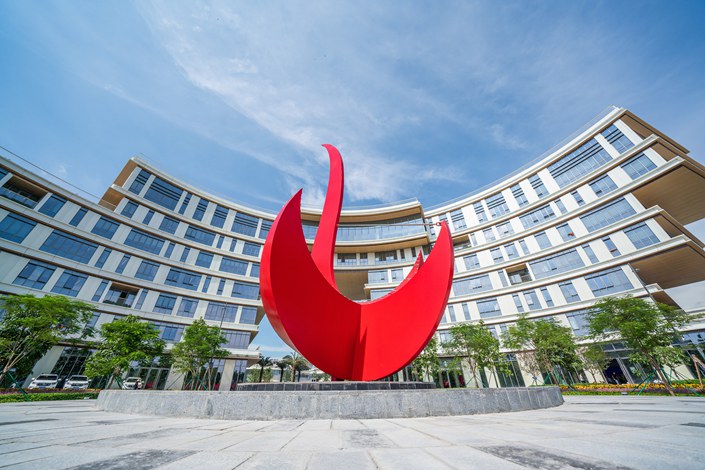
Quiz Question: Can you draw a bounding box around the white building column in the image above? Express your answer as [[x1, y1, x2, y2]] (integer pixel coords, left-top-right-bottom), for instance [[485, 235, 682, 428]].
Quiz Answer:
[[23, 345, 64, 387]]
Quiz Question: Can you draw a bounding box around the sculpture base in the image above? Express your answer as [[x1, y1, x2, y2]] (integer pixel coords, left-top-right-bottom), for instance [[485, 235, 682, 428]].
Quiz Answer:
[[236, 381, 435, 392], [96, 386, 563, 420]]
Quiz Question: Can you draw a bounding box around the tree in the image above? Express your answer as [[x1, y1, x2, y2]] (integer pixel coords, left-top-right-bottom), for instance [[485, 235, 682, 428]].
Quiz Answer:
[[502, 314, 582, 386], [281, 352, 310, 382], [170, 319, 228, 390], [589, 296, 694, 396], [84, 315, 165, 389], [411, 337, 440, 382], [0, 294, 94, 385], [256, 356, 274, 383], [579, 344, 610, 383], [274, 359, 289, 382], [445, 321, 507, 388]]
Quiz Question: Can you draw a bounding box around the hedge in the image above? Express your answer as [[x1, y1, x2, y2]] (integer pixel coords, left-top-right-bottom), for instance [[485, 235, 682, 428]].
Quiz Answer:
[[0, 392, 99, 403]]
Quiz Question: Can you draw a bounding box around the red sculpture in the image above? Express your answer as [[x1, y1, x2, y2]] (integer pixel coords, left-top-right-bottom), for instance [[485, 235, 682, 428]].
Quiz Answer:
[[260, 144, 454, 381]]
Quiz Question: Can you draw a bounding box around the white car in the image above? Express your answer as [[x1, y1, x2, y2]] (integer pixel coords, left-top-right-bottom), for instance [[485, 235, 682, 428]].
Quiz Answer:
[[121, 377, 143, 390], [28, 374, 59, 390], [63, 375, 90, 390]]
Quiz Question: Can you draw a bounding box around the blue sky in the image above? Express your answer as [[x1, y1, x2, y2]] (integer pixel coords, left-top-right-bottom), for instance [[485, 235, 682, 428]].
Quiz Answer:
[[2, 1, 705, 356]]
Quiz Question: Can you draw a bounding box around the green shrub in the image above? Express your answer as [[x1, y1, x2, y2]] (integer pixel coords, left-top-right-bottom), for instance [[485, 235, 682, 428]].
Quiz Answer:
[[0, 392, 98, 403]]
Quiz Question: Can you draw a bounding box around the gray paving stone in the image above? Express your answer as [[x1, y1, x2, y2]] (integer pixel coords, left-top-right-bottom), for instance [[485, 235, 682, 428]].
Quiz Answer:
[[307, 450, 377, 470]]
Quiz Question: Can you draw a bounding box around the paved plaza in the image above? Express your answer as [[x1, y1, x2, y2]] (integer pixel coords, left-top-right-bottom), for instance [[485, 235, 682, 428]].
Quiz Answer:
[[0, 395, 703, 469]]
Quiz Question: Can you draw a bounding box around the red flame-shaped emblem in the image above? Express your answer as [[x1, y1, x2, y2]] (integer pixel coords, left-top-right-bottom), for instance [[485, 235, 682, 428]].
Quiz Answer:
[[260, 145, 454, 381]]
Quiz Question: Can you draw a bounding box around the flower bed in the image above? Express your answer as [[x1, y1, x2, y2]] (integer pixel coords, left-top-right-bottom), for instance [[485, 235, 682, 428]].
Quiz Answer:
[[559, 382, 704, 396]]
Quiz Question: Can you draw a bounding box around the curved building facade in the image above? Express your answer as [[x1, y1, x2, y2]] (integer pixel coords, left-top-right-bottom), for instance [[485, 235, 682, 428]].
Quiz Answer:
[[2, 106, 705, 388]]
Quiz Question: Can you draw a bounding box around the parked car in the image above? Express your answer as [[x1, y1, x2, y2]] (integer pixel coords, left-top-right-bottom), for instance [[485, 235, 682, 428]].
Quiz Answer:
[[63, 375, 90, 390], [122, 377, 143, 390], [28, 374, 59, 390]]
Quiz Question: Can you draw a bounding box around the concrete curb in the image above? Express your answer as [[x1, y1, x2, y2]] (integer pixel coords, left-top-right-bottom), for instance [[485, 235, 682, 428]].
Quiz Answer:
[[96, 386, 563, 420]]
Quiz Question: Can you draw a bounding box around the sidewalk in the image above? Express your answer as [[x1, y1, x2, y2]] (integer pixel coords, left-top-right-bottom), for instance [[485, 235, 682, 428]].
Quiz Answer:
[[0, 395, 703, 469]]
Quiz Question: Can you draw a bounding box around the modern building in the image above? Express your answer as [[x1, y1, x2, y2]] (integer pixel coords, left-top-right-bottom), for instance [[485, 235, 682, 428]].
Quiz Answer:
[[1, 106, 704, 388]]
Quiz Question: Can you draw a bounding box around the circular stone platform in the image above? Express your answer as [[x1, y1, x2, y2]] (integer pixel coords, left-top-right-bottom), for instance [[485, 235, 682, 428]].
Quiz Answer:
[[236, 381, 436, 392], [96, 386, 563, 420]]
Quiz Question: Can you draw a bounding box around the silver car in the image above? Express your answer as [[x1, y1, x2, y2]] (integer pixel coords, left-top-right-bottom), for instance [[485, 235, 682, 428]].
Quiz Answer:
[[63, 375, 90, 390], [28, 374, 59, 389], [121, 377, 143, 390]]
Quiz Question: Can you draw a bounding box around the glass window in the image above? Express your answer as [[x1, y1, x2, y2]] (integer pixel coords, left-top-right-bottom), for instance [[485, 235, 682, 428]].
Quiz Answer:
[[164, 242, 175, 258], [159, 216, 179, 234], [49, 270, 86, 297], [518, 239, 529, 255], [92, 280, 109, 302], [529, 248, 584, 279], [461, 303, 470, 321], [554, 199, 567, 214], [0, 181, 43, 207], [625, 223, 659, 249], [601, 124, 634, 154], [508, 267, 532, 285], [534, 231, 551, 250], [452, 274, 492, 296], [504, 243, 519, 259], [540, 287, 554, 307], [571, 190, 584, 206], [519, 204, 555, 229], [205, 302, 237, 323], [202, 276, 212, 293], [391, 268, 403, 282], [450, 209, 467, 230], [142, 210, 154, 225], [486, 193, 509, 218], [223, 330, 249, 349], [585, 268, 633, 297], [193, 198, 208, 221], [103, 285, 138, 307], [232, 213, 259, 237], [40, 230, 98, 264], [447, 305, 457, 322], [135, 260, 159, 281], [211, 205, 228, 228], [529, 174, 548, 198], [243, 242, 261, 257], [490, 247, 504, 263], [566, 310, 592, 336], [523, 290, 541, 310], [180, 247, 191, 262], [240, 307, 257, 324], [14, 261, 56, 289], [220, 257, 248, 275], [496, 221, 514, 238], [144, 176, 183, 210], [115, 254, 130, 274], [95, 248, 111, 269], [512, 294, 524, 313], [153, 294, 177, 314], [231, 281, 259, 300], [176, 298, 198, 318], [249, 263, 260, 278], [602, 236, 621, 256], [195, 251, 213, 268], [68, 207, 87, 227], [165, 268, 202, 291], [580, 198, 636, 232], [0, 212, 36, 243], [477, 298, 501, 318], [483, 228, 496, 242], [217, 279, 225, 295], [622, 153, 656, 180], [124, 229, 165, 255], [582, 244, 599, 263], [129, 169, 150, 194], [547, 139, 612, 187], [259, 220, 272, 240], [473, 202, 487, 223], [178, 193, 192, 215], [589, 174, 617, 197], [511, 184, 528, 206], [91, 216, 120, 239], [556, 223, 575, 242], [463, 253, 479, 270], [121, 201, 138, 218], [375, 250, 397, 264], [184, 225, 216, 246], [134, 290, 148, 310], [38, 195, 66, 217], [559, 281, 580, 303]]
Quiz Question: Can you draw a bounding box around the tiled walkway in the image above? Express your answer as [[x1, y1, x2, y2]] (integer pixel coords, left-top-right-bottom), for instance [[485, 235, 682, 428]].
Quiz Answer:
[[0, 395, 703, 469]]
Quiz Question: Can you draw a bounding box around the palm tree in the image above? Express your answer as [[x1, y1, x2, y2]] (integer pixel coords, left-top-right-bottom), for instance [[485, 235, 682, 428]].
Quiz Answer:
[[275, 359, 289, 382], [282, 352, 310, 382], [256, 356, 273, 383]]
